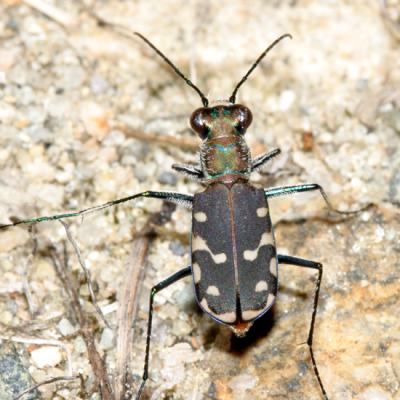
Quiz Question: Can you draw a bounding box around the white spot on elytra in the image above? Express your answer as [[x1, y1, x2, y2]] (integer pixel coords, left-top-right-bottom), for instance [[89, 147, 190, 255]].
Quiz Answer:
[[266, 293, 275, 308], [255, 280, 268, 292], [242, 309, 262, 321], [194, 212, 207, 222], [193, 235, 227, 264], [243, 232, 273, 261], [217, 312, 236, 323], [256, 207, 268, 218], [193, 263, 201, 283], [206, 285, 220, 296], [200, 298, 212, 314], [242, 294, 276, 321], [269, 257, 277, 277], [200, 298, 236, 323], [213, 253, 227, 263]]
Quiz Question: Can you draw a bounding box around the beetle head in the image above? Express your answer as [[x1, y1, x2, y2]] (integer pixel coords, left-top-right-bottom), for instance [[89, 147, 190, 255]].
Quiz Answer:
[[190, 104, 253, 141]]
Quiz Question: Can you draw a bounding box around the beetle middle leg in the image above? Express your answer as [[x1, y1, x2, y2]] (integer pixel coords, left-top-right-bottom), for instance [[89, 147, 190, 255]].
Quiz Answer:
[[264, 183, 369, 214], [135, 265, 192, 400], [277, 254, 328, 400]]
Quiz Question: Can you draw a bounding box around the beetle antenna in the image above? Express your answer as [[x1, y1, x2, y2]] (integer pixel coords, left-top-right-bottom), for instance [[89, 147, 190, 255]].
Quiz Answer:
[[229, 34, 292, 104], [135, 32, 209, 107]]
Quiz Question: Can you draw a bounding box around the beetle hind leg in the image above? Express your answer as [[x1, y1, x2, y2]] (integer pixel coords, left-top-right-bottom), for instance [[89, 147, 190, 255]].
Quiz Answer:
[[277, 254, 329, 400], [135, 265, 191, 400]]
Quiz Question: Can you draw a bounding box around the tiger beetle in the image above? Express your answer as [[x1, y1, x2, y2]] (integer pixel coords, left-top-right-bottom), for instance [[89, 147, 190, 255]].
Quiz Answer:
[[0, 33, 364, 399]]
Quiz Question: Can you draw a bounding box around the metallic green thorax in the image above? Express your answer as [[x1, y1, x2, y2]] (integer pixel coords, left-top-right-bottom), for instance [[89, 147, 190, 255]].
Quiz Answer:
[[190, 103, 253, 184]]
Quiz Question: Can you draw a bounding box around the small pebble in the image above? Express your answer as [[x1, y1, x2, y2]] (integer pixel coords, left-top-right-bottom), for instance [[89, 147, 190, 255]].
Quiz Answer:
[[172, 319, 192, 336], [0, 310, 13, 325], [357, 386, 392, 400], [57, 318, 76, 337], [72, 337, 86, 354], [383, 109, 400, 134], [157, 171, 178, 186], [90, 74, 109, 94], [99, 328, 114, 350], [173, 284, 195, 312], [168, 241, 186, 256], [30, 346, 62, 369], [229, 372, 257, 393], [54, 65, 86, 90], [134, 167, 149, 182], [80, 101, 110, 140], [278, 90, 296, 111], [0, 102, 16, 122]]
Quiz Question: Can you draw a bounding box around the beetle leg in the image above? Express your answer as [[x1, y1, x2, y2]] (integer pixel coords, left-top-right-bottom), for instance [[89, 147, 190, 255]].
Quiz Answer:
[[172, 163, 204, 181], [251, 148, 281, 172], [136, 266, 192, 400], [0, 191, 193, 229], [277, 254, 328, 400], [264, 183, 369, 214]]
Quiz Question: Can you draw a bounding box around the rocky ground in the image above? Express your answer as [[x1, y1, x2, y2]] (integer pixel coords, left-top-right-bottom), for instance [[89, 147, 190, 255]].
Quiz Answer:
[[0, 1, 399, 399]]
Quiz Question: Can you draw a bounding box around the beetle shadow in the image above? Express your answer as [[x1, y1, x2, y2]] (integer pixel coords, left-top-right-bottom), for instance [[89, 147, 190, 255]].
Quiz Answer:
[[196, 306, 276, 356], [228, 283, 314, 354]]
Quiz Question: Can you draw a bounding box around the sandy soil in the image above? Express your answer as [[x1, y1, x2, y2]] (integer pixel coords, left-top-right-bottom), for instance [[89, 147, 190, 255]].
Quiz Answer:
[[0, 1, 399, 399]]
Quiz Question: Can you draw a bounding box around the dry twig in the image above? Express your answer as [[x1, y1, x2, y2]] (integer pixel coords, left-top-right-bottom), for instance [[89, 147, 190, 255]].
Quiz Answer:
[[13, 375, 79, 400], [115, 202, 177, 399], [380, 0, 400, 40], [114, 235, 151, 400], [21, 232, 38, 317], [115, 122, 199, 152], [60, 221, 111, 329], [50, 244, 113, 399], [22, 0, 77, 28]]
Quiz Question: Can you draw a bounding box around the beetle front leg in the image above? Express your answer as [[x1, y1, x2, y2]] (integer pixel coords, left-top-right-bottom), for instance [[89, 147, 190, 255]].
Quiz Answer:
[[264, 183, 369, 214], [0, 191, 193, 229], [172, 163, 204, 181], [277, 254, 328, 400], [251, 148, 281, 172], [135, 266, 192, 400]]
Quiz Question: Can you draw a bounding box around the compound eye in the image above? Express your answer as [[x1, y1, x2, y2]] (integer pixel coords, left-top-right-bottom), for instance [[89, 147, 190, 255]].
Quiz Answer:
[[232, 104, 253, 134], [190, 107, 210, 140]]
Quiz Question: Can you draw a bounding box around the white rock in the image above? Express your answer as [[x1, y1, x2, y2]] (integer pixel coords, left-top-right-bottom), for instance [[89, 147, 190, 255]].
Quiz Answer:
[[279, 90, 296, 111], [57, 318, 77, 336], [160, 342, 203, 385], [99, 328, 114, 350], [80, 101, 110, 140], [31, 346, 62, 368], [357, 386, 392, 400], [229, 372, 258, 393]]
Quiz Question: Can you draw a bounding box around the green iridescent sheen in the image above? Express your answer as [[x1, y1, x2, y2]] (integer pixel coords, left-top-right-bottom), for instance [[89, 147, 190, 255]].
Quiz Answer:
[[210, 109, 219, 119], [209, 143, 238, 153]]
